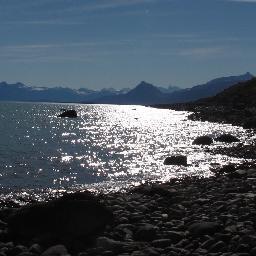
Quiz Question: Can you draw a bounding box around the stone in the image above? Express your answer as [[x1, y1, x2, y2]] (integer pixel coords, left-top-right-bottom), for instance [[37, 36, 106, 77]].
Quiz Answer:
[[164, 231, 184, 243], [192, 136, 213, 145], [228, 169, 247, 178], [96, 237, 125, 253], [58, 110, 77, 118], [41, 245, 69, 256], [134, 224, 158, 241], [7, 192, 113, 243], [28, 244, 42, 254], [164, 156, 187, 166], [152, 239, 171, 248], [215, 134, 240, 143], [250, 247, 256, 256], [188, 222, 221, 236], [209, 241, 227, 253]]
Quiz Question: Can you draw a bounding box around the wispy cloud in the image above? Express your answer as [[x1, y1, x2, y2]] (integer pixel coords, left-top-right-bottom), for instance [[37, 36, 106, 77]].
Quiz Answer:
[[178, 47, 224, 57], [227, 0, 256, 2]]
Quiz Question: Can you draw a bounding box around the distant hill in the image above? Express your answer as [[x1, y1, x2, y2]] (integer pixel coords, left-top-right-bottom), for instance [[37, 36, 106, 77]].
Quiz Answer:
[[93, 81, 169, 105], [93, 72, 254, 105], [0, 82, 129, 103], [164, 72, 254, 104], [199, 77, 256, 107], [0, 72, 253, 104]]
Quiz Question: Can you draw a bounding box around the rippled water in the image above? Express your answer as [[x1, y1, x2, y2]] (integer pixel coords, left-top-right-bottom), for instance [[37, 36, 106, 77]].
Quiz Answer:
[[0, 102, 253, 194]]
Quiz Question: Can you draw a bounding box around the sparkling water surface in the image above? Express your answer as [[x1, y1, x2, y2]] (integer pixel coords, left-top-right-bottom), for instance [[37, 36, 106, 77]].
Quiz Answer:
[[0, 102, 254, 196]]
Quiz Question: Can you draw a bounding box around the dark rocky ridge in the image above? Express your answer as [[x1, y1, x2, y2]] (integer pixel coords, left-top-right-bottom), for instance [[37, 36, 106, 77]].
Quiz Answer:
[[154, 78, 256, 128]]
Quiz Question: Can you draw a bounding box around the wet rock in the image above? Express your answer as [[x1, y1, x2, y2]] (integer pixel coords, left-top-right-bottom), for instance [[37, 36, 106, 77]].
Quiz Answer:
[[227, 169, 247, 178], [250, 246, 256, 255], [152, 239, 171, 248], [58, 110, 77, 118], [7, 245, 27, 256], [188, 222, 221, 236], [209, 241, 227, 253], [7, 192, 113, 243], [134, 224, 158, 241], [96, 237, 125, 253], [216, 134, 240, 143], [164, 231, 184, 243], [192, 136, 213, 145], [164, 156, 187, 166], [41, 245, 69, 256], [131, 184, 178, 198], [28, 244, 42, 254], [217, 165, 236, 175], [17, 252, 37, 256]]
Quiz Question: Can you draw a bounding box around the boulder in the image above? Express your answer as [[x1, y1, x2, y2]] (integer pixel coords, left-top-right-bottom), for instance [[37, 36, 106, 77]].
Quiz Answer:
[[134, 224, 158, 241], [188, 222, 222, 236], [131, 184, 178, 198], [192, 136, 213, 145], [164, 155, 187, 166], [58, 110, 77, 118], [215, 134, 240, 143], [7, 192, 113, 243], [96, 237, 126, 253], [41, 245, 69, 256]]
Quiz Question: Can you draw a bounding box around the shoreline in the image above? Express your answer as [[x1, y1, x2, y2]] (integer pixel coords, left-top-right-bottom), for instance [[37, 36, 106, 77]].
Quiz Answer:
[[1, 163, 256, 255], [0, 104, 255, 255]]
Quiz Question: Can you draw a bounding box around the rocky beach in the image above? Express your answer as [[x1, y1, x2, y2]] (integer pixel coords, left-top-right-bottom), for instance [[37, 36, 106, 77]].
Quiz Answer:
[[0, 162, 256, 256], [0, 104, 255, 256]]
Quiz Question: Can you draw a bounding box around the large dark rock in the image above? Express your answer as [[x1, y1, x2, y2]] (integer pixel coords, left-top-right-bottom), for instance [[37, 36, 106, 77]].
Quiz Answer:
[[192, 136, 213, 145], [41, 245, 69, 256], [58, 110, 77, 118], [131, 184, 178, 198], [164, 155, 187, 166], [134, 224, 158, 241], [188, 222, 222, 236], [7, 192, 113, 244], [215, 134, 240, 143]]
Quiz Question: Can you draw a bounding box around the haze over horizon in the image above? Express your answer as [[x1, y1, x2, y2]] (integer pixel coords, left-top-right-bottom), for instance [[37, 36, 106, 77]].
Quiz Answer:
[[0, 0, 256, 89]]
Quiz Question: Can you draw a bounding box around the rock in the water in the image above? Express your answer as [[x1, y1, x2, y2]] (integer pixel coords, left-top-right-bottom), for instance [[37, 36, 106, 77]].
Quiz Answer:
[[188, 222, 221, 236], [164, 155, 187, 166], [41, 245, 69, 256], [58, 110, 77, 118], [215, 134, 240, 143], [192, 136, 213, 145], [7, 192, 113, 243]]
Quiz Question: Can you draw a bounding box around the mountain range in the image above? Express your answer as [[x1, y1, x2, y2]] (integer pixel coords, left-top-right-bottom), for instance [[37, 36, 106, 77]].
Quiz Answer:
[[0, 72, 253, 105]]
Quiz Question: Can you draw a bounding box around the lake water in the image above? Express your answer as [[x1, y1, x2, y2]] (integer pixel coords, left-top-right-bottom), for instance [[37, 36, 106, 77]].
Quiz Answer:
[[0, 102, 253, 196]]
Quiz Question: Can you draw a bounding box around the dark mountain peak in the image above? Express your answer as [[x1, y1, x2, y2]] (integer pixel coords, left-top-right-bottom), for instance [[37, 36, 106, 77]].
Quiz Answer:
[[243, 72, 254, 78], [132, 81, 160, 92]]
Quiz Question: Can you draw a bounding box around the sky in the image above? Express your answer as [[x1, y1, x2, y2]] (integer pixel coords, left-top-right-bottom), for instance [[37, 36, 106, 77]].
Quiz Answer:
[[0, 0, 256, 89]]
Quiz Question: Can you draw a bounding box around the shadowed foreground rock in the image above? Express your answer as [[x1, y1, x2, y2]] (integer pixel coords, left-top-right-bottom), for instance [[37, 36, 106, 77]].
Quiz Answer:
[[7, 192, 113, 245], [193, 136, 213, 145], [58, 110, 77, 118], [215, 134, 240, 143], [164, 155, 187, 166]]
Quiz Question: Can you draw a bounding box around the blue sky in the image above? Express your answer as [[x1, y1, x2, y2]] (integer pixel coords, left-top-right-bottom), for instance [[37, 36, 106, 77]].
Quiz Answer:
[[0, 0, 256, 89]]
